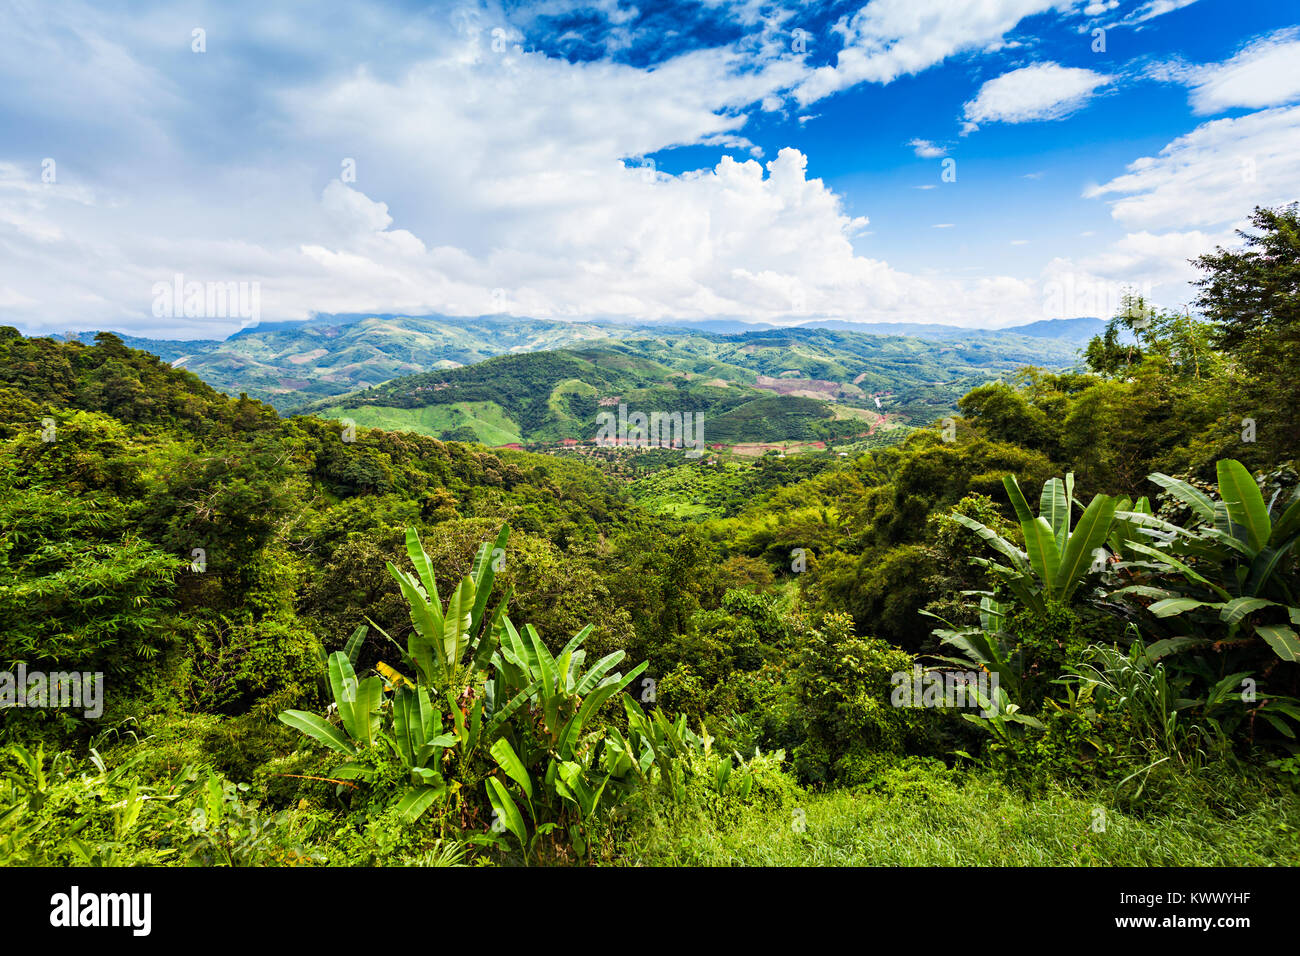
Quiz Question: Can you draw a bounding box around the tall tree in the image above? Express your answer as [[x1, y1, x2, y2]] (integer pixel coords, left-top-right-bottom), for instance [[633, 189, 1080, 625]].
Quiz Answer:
[[1193, 204, 1300, 465]]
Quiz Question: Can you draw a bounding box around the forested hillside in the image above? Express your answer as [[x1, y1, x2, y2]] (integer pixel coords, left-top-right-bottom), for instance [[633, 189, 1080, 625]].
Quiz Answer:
[[304, 346, 864, 446], [2, 206, 1299, 868], [302, 325, 1084, 448]]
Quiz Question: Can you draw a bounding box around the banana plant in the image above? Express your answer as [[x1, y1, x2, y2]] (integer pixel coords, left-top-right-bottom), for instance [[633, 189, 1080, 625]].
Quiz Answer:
[[951, 473, 1119, 615], [384, 683, 461, 820], [380, 525, 510, 690], [280, 656, 465, 822], [1107, 495, 1154, 561], [1111, 460, 1300, 662], [477, 620, 648, 860], [279, 651, 384, 756], [616, 696, 750, 803], [280, 525, 521, 824], [490, 619, 645, 741], [960, 683, 1045, 744], [922, 594, 1023, 700]]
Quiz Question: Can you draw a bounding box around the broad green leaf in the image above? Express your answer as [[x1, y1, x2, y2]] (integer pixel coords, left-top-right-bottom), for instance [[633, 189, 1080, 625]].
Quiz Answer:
[[1003, 474, 1036, 525], [489, 738, 533, 801], [470, 585, 512, 673], [1246, 545, 1293, 597], [1148, 472, 1215, 522], [389, 566, 444, 680], [483, 678, 543, 740], [1055, 494, 1118, 602], [1145, 637, 1209, 660], [526, 625, 556, 687], [1023, 516, 1062, 596], [501, 617, 538, 679], [1268, 497, 1300, 547], [278, 711, 356, 755], [327, 652, 363, 739], [351, 676, 384, 747], [470, 525, 509, 636], [1219, 596, 1276, 624], [343, 624, 367, 665], [1039, 477, 1069, 551], [1065, 473, 1075, 535], [1260, 713, 1297, 739], [1113, 584, 1177, 600], [575, 661, 648, 736], [558, 624, 594, 665], [395, 783, 444, 823], [1148, 597, 1211, 618], [404, 527, 440, 609], [442, 576, 476, 666], [394, 685, 436, 766], [463, 698, 482, 755], [1126, 542, 1232, 600], [1217, 459, 1270, 552], [952, 513, 1030, 574], [485, 777, 528, 850], [1207, 671, 1256, 708], [574, 651, 626, 696], [1257, 625, 1300, 662]]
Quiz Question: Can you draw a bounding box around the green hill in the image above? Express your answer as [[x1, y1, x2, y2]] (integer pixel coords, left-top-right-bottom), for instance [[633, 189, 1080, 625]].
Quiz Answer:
[[298, 325, 1085, 447], [301, 347, 845, 445]]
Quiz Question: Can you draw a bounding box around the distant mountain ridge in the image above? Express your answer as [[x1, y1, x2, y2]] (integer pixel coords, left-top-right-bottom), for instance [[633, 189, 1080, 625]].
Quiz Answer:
[[49, 314, 1101, 412], [300, 324, 1089, 448]]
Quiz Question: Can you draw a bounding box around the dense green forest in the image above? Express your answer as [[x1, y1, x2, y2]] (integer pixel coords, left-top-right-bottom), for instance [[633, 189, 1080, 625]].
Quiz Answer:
[[2, 206, 1299, 867]]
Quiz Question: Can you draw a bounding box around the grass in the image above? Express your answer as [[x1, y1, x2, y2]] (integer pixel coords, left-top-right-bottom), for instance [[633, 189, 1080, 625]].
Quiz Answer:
[[614, 761, 1300, 866], [314, 402, 523, 445]]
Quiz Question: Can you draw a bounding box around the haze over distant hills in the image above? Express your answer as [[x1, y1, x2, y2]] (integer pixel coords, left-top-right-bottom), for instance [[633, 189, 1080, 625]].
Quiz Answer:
[[56, 313, 1103, 414]]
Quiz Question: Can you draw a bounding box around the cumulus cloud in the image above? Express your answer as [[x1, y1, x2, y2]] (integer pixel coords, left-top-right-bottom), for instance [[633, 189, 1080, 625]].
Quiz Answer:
[[1038, 227, 1222, 319], [1067, 98, 1300, 319], [0, 0, 1280, 337], [1084, 105, 1300, 229], [962, 62, 1113, 129], [0, 0, 1071, 336]]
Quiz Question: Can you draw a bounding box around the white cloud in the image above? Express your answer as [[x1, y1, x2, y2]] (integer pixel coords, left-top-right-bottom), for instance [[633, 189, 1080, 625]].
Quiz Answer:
[[1122, 0, 1199, 25], [0, 0, 1277, 338], [1065, 98, 1300, 318], [963, 62, 1113, 128], [1039, 227, 1223, 318], [1084, 105, 1300, 229], [1165, 29, 1300, 114], [0, 1, 1078, 335], [908, 138, 947, 158], [794, 0, 1068, 104]]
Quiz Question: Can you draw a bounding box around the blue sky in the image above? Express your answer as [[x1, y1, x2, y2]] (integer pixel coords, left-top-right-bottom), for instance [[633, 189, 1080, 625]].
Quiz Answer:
[[1, 0, 1297, 338]]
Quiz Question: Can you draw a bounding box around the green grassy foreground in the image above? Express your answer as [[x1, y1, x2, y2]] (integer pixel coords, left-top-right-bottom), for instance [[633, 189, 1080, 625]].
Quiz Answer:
[[617, 760, 1300, 867]]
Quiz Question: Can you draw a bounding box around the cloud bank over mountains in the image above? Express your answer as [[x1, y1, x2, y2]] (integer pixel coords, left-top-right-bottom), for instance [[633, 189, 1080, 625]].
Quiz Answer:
[[0, 0, 1295, 338]]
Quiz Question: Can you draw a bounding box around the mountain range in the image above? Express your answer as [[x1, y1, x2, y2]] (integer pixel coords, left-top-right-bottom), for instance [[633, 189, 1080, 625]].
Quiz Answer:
[[290, 321, 1097, 450], [58, 313, 1104, 415]]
